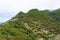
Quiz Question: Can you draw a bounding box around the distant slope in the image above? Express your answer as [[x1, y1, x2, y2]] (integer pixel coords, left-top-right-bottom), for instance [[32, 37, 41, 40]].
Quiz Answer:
[[0, 9, 60, 40], [50, 9, 60, 22]]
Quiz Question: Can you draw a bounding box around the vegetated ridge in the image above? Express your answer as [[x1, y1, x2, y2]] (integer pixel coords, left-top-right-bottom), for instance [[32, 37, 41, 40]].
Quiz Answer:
[[0, 9, 60, 40]]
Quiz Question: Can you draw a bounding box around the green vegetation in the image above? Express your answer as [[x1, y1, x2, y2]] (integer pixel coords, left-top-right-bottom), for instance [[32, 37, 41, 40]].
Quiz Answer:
[[0, 9, 60, 40]]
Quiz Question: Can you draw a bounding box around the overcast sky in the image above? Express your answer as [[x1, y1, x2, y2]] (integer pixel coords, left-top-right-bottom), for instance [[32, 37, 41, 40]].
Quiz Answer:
[[0, 0, 60, 23]]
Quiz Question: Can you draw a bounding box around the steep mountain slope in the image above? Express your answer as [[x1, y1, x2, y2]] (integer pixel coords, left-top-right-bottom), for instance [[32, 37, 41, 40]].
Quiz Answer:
[[0, 9, 60, 40]]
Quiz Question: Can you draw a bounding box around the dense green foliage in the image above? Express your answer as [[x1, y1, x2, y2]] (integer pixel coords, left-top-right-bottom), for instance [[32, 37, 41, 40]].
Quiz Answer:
[[0, 9, 60, 40]]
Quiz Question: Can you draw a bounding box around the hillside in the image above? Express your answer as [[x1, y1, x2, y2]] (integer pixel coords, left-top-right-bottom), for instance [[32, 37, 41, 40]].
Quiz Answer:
[[49, 9, 60, 22], [0, 9, 60, 40]]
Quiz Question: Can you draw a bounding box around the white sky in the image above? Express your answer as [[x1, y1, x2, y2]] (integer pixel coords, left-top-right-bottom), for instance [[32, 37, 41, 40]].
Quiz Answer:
[[0, 0, 60, 22]]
